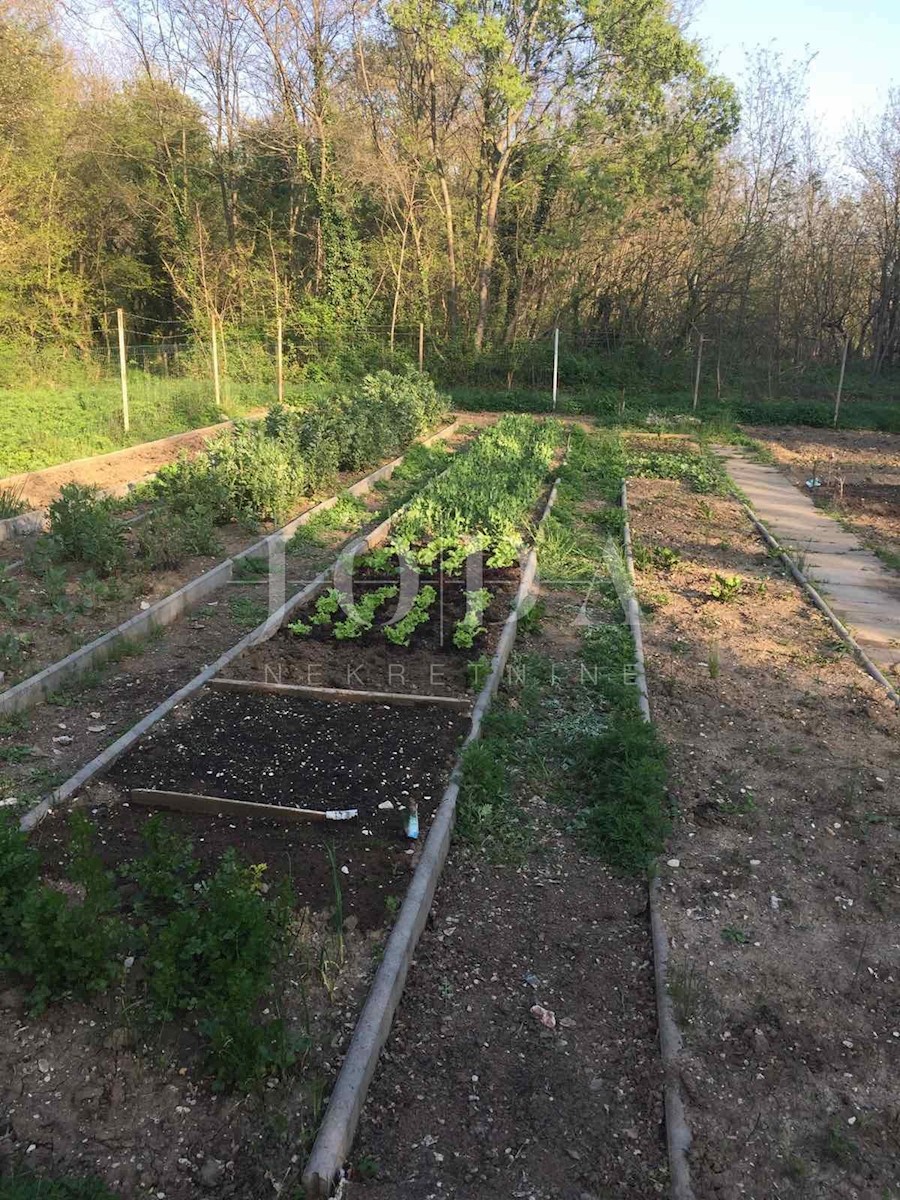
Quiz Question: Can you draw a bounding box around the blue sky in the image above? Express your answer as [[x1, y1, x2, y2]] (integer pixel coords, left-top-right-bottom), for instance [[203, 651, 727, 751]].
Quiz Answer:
[[690, 0, 899, 141]]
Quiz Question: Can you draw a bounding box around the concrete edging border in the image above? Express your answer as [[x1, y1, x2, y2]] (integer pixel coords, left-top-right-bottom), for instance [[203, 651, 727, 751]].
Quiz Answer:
[[301, 476, 561, 1199], [0, 422, 458, 718], [621, 479, 695, 1200], [740, 502, 900, 709]]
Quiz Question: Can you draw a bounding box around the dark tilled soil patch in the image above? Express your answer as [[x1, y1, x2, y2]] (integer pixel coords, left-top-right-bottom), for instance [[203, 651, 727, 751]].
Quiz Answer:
[[348, 585, 666, 1198], [628, 476, 900, 1199], [352, 841, 666, 1199], [106, 688, 465, 816], [230, 569, 518, 696]]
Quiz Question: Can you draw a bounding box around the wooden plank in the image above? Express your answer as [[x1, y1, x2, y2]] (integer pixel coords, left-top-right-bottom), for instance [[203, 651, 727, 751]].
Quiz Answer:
[[207, 677, 472, 711], [129, 788, 357, 824]]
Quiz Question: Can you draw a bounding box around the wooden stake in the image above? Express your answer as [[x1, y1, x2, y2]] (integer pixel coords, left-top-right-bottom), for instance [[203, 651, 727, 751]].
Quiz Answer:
[[692, 333, 704, 411], [208, 676, 472, 711], [116, 308, 130, 433], [276, 314, 284, 403], [834, 334, 849, 427], [210, 312, 221, 407], [130, 788, 358, 825], [552, 326, 559, 410]]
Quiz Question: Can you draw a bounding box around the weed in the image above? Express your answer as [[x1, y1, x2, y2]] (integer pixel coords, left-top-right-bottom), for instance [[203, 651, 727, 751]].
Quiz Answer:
[[572, 708, 669, 873], [633, 541, 681, 572], [668, 961, 703, 1026], [351, 1154, 380, 1182], [229, 595, 269, 629], [466, 653, 492, 691], [457, 739, 532, 863], [0, 1167, 118, 1198], [518, 598, 546, 634], [135, 504, 221, 569], [0, 812, 124, 1013], [707, 642, 720, 679], [0, 485, 29, 520], [233, 554, 269, 580], [721, 926, 753, 946]]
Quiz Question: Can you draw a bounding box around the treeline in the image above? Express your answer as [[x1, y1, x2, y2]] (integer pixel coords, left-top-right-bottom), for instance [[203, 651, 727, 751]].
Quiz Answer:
[[1, 0, 899, 388]]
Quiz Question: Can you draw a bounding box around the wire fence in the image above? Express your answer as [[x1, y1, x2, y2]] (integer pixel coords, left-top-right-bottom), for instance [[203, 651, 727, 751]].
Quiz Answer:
[[2, 312, 896, 477]]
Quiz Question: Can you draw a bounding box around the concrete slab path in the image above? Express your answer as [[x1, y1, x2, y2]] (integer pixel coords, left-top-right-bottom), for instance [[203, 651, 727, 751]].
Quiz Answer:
[[716, 447, 900, 675]]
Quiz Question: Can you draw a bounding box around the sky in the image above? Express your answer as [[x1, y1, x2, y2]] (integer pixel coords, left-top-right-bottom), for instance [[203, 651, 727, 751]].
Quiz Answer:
[[690, 0, 899, 142]]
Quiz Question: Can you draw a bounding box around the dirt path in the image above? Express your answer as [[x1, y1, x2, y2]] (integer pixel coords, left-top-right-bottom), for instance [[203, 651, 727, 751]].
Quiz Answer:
[[0, 412, 266, 509], [717, 447, 900, 675], [629, 476, 900, 1199]]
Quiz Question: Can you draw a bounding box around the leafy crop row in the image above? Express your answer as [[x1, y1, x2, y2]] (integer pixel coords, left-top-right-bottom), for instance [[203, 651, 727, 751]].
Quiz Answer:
[[151, 367, 449, 523], [391, 414, 560, 567]]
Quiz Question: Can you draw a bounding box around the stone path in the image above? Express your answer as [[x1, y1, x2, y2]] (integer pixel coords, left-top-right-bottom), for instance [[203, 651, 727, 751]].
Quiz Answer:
[[716, 447, 900, 675]]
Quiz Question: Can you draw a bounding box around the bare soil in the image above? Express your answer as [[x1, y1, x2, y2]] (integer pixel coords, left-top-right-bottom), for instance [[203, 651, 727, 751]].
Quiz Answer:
[[628, 476, 900, 1199], [746, 425, 900, 570], [0, 413, 266, 510]]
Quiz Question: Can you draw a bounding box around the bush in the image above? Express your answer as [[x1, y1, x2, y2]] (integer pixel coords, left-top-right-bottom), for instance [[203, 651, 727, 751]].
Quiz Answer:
[[154, 368, 450, 524], [47, 484, 126, 576], [0, 813, 124, 1013]]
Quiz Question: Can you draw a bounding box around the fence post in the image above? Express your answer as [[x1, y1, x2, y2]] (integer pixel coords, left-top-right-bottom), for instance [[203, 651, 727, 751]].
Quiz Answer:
[[418, 322, 425, 372], [276, 314, 284, 403], [834, 334, 849, 427], [210, 312, 221, 407], [692, 333, 705, 411], [116, 308, 130, 433], [552, 326, 559, 411]]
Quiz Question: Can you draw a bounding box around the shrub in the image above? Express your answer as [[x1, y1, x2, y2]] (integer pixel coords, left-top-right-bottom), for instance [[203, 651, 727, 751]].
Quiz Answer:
[[134, 504, 222, 568], [47, 483, 126, 576], [0, 813, 124, 1013]]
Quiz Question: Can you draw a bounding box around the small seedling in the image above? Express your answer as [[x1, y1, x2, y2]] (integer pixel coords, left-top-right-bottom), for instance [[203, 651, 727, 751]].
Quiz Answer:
[[709, 573, 743, 602], [721, 926, 752, 946]]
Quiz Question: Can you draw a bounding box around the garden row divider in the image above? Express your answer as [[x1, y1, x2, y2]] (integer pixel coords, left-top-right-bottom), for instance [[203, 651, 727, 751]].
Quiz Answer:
[[0, 420, 459, 718], [301, 474, 561, 1200], [621, 479, 695, 1200], [740, 503, 900, 709], [18, 491, 425, 835], [207, 677, 472, 711], [0, 509, 46, 544]]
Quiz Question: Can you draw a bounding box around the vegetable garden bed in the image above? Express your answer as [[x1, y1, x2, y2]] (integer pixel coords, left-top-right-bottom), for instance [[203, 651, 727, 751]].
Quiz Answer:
[[0, 413, 562, 1199]]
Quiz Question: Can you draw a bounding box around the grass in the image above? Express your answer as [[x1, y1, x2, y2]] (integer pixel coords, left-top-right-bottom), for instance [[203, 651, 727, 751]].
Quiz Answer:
[[0, 375, 263, 476], [0, 1169, 118, 1199]]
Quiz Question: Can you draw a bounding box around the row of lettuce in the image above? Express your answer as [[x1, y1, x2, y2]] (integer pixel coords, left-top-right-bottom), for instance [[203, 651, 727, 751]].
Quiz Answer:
[[287, 415, 561, 650]]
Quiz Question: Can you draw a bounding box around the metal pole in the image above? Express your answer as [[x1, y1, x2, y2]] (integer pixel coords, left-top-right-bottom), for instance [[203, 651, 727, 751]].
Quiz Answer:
[[552, 326, 559, 411], [692, 334, 705, 412], [116, 308, 130, 433], [276, 314, 284, 403], [418, 322, 425, 372]]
